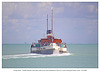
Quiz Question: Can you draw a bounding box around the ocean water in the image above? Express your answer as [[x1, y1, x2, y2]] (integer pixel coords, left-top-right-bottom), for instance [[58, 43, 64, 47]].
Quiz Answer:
[[2, 44, 98, 68]]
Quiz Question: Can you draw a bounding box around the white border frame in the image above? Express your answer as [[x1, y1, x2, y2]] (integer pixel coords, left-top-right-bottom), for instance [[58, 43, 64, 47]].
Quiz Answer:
[[0, 0, 99, 73]]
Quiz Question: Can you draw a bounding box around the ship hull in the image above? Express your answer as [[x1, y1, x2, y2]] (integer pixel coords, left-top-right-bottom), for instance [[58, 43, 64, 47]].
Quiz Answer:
[[31, 49, 59, 54], [31, 43, 67, 54]]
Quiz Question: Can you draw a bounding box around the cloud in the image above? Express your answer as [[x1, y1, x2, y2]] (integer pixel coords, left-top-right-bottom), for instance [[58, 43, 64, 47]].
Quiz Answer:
[[3, 2, 37, 19], [65, 2, 80, 7], [37, 2, 52, 9], [87, 5, 95, 12], [54, 7, 64, 14], [2, 2, 16, 16]]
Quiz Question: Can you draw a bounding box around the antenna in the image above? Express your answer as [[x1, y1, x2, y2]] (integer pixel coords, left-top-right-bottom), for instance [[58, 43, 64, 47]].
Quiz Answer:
[[51, 7, 53, 35], [47, 14, 48, 34]]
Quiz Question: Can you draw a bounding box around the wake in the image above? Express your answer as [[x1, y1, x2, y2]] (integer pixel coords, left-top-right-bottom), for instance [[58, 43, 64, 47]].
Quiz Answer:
[[2, 53, 72, 59]]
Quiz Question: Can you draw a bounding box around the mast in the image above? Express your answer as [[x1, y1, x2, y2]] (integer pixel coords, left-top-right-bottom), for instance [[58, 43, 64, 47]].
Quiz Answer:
[[51, 8, 53, 35], [47, 14, 48, 34]]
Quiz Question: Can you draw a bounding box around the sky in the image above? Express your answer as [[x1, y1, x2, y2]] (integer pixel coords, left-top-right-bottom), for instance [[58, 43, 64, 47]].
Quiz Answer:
[[2, 2, 98, 44]]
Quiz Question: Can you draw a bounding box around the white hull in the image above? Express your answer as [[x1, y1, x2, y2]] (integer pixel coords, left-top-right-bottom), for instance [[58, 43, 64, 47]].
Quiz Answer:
[[31, 43, 67, 54]]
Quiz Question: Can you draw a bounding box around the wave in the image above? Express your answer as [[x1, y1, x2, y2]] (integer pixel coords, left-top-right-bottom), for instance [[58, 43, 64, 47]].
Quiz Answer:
[[2, 53, 72, 59]]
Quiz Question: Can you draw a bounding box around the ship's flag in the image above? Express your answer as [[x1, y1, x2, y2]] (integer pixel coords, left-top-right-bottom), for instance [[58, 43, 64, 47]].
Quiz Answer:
[[47, 30, 52, 34]]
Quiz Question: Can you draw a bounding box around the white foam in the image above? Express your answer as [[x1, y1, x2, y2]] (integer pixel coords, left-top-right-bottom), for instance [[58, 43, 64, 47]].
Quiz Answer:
[[2, 53, 72, 59]]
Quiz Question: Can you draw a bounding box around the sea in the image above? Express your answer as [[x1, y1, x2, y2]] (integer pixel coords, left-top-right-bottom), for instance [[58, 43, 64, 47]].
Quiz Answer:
[[2, 44, 98, 68]]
